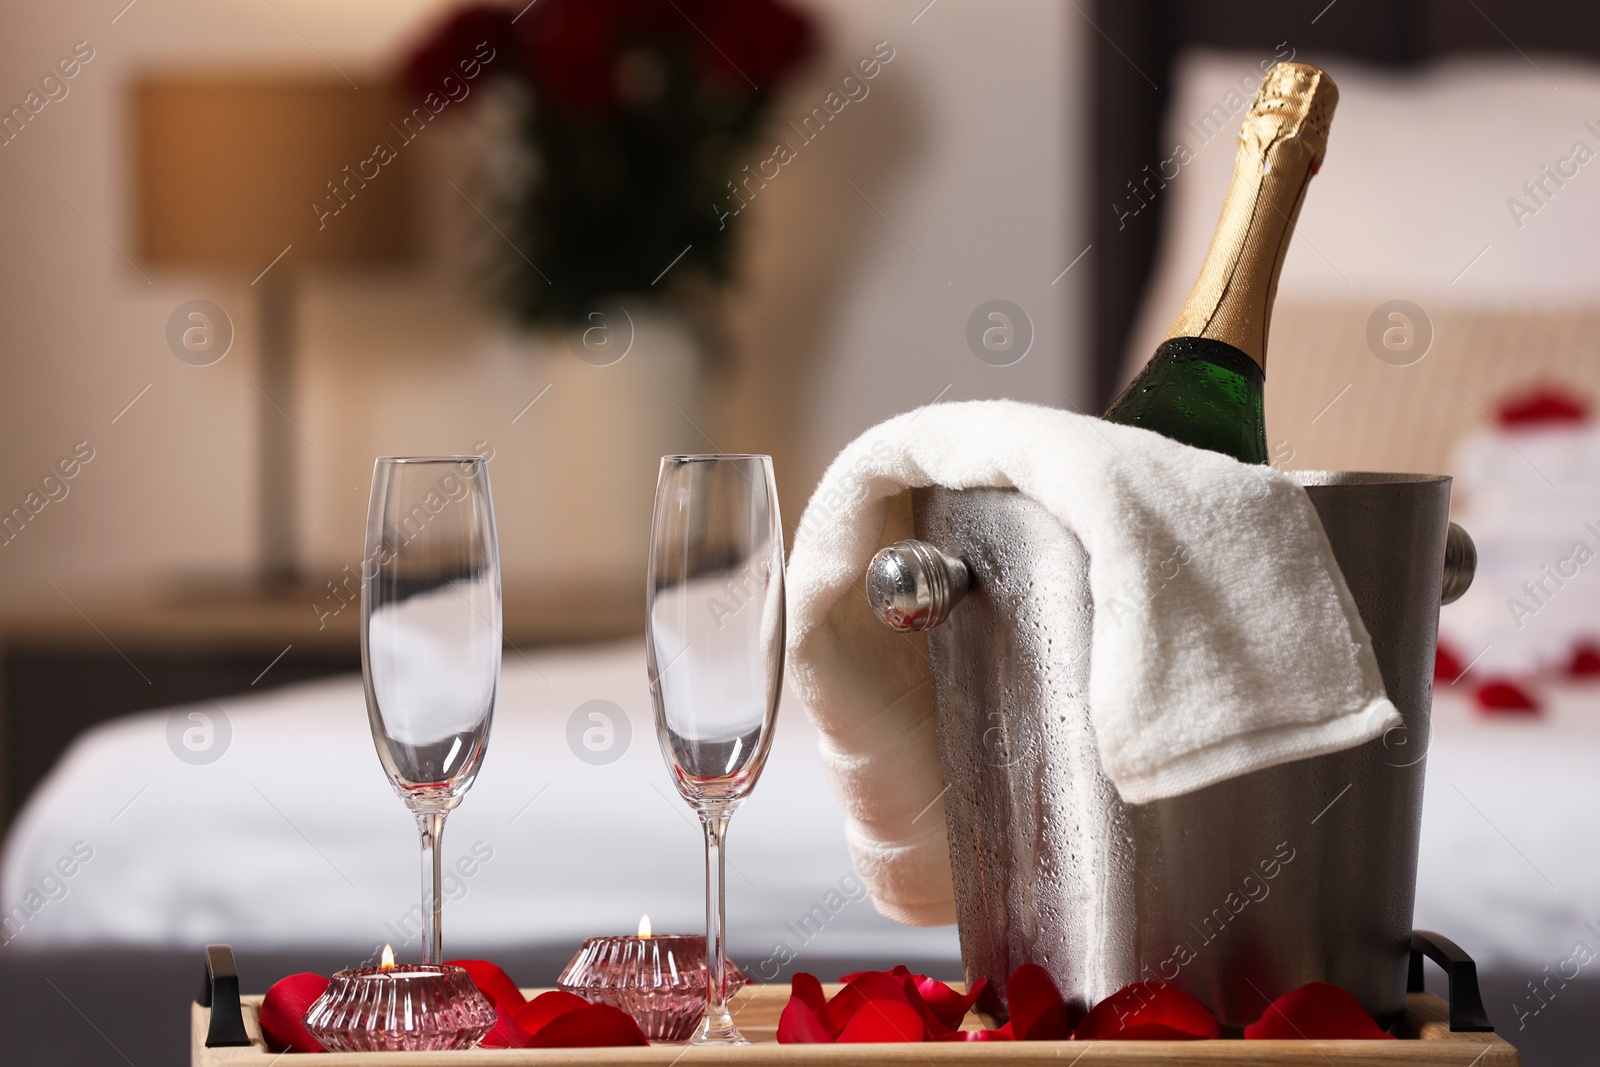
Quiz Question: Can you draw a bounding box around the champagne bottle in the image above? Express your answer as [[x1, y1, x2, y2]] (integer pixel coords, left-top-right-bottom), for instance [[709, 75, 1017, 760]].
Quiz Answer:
[[1103, 62, 1338, 464]]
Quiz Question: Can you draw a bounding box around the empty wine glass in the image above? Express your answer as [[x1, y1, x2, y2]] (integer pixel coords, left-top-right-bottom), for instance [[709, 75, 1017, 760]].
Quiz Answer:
[[646, 455, 785, 1045], [362, 456, 501, 965]]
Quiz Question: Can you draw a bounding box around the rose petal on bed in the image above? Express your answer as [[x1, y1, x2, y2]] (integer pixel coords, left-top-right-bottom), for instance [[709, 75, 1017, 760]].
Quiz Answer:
[[777, 998, 834, 1043], [1243, 982, 1394, 1040], [445, 958, 525, 1011], [791, 971, 827, 1012], [1570, 642, 1600, 677], [527, 1003, 649, 1048], [836, 998, 926, 1042], [1498, 387, 1589, 427], [1006, 963, 1076, 1040], [259, 972, 330, 1053], [1073, 981, 1219, 1040], [1475, 678, 1542, 715]]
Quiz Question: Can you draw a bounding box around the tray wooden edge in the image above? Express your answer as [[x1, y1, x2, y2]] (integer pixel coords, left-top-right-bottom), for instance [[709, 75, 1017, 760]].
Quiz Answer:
[[192, 988, 1520, 1066]]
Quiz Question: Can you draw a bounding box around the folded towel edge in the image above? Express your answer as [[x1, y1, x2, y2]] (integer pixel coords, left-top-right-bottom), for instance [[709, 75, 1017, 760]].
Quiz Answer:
[[1109, 697, 1403, 806]]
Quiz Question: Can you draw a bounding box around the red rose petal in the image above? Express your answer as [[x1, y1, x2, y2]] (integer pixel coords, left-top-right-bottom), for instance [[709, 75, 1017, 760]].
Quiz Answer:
[[1006, 963, 1076, 1040], [1475, 678, 1541, 715], [777, 999, 834, 1043], [836, 998, 926, 1043], [513, 989, 591, 1036], [974, 976, 1007, 1022], [1244, 982, 1394, 1040], [791, 971, 826, 1012], [259, 973, 329, 1053], [477, 1002, 536, 1049], [527, 1004, 649, 1048], [913, 974, 987, 1031], [820, 971, 920, 1038], [1498, 387, 1589, 427], [446, 958, 525, 1011], [1570, 642, 1600, 677], [1074, 981, 1219, 1041], [892, 973, 955, 1039]]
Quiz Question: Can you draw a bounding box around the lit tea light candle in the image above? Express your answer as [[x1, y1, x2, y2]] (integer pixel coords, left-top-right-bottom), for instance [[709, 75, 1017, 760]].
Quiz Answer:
[[558, 917, 749, 1043], [302, 944, 497, 1052]]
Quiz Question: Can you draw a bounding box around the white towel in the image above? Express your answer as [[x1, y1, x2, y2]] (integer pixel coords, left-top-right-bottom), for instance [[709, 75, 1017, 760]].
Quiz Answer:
[[786, 400, 1399, 926]]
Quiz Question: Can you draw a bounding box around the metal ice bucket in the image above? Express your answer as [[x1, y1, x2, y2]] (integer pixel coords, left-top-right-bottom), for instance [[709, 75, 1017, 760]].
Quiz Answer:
[[866, 472, 1476, 1028]]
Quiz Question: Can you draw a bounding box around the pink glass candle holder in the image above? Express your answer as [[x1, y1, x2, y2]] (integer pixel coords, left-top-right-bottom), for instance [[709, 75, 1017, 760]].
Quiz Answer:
[[559, 931, 750, 1043], [302, 962, 497, 1052]]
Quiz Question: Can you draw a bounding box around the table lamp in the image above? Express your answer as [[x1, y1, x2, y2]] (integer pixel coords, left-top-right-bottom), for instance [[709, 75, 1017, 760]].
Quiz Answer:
[[134, 74, 416, 587]]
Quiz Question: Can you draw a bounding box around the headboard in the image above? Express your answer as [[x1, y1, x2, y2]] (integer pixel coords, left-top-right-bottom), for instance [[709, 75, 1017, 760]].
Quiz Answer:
[[1086, 0, 1600, 408]]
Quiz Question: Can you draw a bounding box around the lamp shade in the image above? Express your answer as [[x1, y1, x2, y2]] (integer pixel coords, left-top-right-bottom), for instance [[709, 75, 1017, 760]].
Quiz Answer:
[[134, 75, 416, 272]]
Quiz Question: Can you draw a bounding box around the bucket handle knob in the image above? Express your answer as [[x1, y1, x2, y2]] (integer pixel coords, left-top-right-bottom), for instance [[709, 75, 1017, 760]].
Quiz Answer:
[[866, 540, 971, 632], [1441, 522, 1475, 606]]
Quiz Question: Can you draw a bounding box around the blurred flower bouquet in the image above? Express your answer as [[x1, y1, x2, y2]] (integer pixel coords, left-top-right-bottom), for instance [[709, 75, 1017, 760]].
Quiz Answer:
[[402, 0, 816, 334]]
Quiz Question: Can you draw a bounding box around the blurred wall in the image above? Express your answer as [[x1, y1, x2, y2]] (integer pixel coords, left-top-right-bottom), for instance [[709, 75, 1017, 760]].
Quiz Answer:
[[0, 0, 1086, 606]]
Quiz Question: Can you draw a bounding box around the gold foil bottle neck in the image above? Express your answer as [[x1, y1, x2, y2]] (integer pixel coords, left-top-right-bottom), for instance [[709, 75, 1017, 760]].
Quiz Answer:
[[1163, 62, 1339, 367]]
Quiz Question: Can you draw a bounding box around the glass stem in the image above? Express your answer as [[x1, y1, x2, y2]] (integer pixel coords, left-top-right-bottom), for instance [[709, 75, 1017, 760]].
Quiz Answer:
[[700, 810, 738, 1040], [416, 810, 446, 966]]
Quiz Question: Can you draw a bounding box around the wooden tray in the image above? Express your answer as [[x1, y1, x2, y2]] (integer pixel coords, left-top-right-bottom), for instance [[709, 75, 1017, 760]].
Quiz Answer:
[[192, 982, 1519, 1065]]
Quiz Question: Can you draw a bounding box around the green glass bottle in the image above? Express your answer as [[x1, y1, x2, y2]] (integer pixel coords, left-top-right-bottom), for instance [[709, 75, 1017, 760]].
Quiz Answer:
[[1104, 62, 1338, 464]]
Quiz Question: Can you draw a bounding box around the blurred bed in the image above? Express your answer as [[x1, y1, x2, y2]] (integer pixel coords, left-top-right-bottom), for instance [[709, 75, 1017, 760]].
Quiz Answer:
[[0, 640, 960, 1062], [1, 639, 957, 965]]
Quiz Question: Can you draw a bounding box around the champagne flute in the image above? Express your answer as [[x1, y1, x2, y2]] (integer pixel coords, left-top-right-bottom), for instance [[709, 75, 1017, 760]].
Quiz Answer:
[[362, 456, 501, 965], [647, 455, 784, 1045]]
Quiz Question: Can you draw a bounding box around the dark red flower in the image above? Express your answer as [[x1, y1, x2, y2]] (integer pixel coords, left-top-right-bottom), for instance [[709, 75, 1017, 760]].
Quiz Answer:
[[1475, 678, 1541, 715], [685, 0, 816, 90], [518, 0, 633, 115], [259, 973, 330, 1053], [401, 4, 519, 106], [1244, 982, 1394, 1040], [1498, 386, 1589, 428], [1072, 981, 1220, 1041]]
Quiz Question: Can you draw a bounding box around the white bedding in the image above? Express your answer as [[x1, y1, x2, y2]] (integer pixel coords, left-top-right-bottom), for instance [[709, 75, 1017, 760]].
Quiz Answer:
[[4, 638, 1595, 973], [1415, 680, 1600, 969], [0, 640, 958, 975]]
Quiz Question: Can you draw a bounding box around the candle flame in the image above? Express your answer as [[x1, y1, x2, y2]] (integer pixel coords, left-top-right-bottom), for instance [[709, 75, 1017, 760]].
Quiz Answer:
[[380, 944, 396, 971], [638, 914, 652, 939]]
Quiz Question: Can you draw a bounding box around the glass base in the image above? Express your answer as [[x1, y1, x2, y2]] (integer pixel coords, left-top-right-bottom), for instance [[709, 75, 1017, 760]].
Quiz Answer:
[[690, 1012, 750, 1046]]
